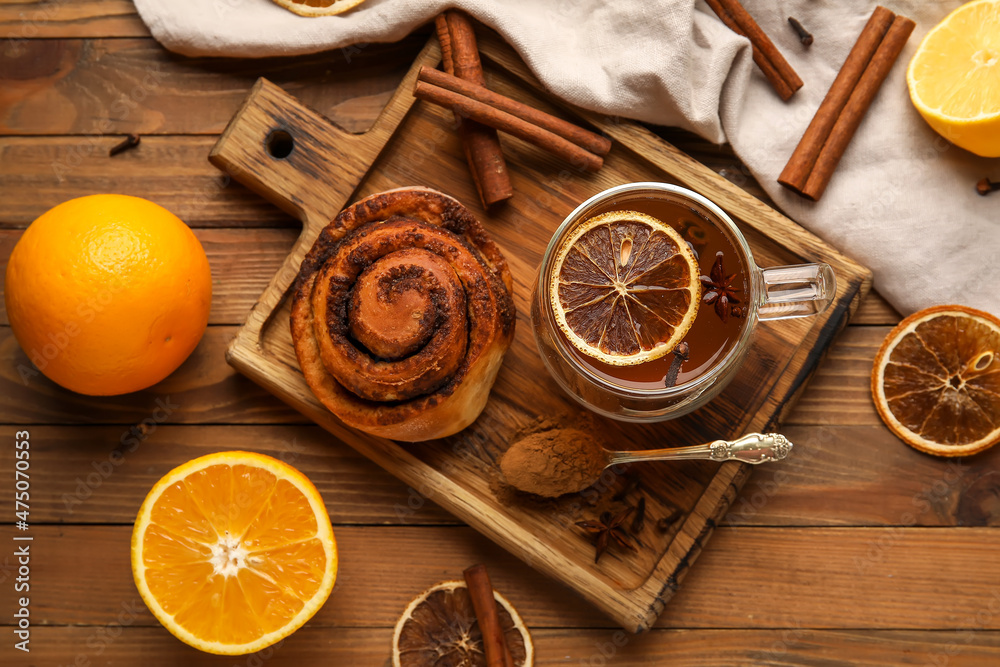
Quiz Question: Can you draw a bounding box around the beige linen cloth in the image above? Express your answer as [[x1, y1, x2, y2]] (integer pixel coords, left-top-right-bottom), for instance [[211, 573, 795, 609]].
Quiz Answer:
[[134, 0, 999, 317]]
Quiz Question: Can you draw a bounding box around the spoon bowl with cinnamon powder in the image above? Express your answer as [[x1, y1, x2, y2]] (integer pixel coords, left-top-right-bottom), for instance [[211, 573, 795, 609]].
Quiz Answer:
[[499, 428, 607, 498], [499, 429, 793, 498]]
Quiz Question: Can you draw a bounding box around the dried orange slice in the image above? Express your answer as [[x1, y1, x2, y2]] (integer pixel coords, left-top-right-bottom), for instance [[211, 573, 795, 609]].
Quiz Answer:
[[269, 0, 368, 17], [872, 305, 1000, 457], [392, 581, 533, 667], [550, 210, 701, 366], [131, 451, 337, 655]]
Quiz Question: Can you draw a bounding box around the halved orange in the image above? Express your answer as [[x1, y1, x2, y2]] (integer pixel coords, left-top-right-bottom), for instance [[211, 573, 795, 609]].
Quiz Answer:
[[131, 451, 337, 655], [269, 0, 368, 17], [872, 305, 1000, 457], [392, 581, 533, 667], [550, 210, 701, 366], [906, 0, 1000, 157]]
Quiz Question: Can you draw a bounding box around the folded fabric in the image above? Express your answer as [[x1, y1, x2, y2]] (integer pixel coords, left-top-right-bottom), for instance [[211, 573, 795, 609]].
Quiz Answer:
[[133, 0, 999, 316]]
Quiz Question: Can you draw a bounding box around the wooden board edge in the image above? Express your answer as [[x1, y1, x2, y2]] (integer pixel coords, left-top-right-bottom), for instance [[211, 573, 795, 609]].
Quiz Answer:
[[623, 460, 752, 632], [207, 78, 306, 221], [208, 77, 267, 165], [763, 274, 872, 430]]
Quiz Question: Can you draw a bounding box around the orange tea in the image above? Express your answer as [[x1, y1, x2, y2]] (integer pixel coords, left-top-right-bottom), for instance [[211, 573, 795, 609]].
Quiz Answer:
[[554, 195, 750, 390], [532, 182, 835, 422]]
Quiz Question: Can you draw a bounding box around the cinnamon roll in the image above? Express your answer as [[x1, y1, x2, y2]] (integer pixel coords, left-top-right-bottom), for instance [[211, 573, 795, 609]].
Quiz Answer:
[[290, 188, 515, 442]]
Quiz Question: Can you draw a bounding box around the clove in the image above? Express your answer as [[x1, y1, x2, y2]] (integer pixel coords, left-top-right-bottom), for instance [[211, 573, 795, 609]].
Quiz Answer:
[[631, 497, 647, 533], [612, 474, 642, 502], [787, 17, 813, 46], [109, 134, 141, 157], [664, 342, 690, 388], [976, 177, 1000, 197], [656, 507, 683, 533]]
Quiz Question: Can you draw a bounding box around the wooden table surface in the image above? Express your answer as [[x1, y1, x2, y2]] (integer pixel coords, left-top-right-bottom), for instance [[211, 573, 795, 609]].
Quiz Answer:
[[2, 4, 999, 665]]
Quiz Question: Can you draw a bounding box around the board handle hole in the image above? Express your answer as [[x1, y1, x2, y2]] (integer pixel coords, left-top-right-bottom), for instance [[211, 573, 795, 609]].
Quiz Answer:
[[266, 129, 294, 159]]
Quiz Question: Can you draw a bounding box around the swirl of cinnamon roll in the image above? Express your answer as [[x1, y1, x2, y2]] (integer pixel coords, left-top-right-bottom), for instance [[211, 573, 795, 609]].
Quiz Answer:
[[290, 188, 515, 442]]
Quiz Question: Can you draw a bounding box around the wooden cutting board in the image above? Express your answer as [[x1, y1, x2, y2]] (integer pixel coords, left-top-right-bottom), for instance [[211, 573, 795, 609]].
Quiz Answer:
[[210, 34, 871, 632]]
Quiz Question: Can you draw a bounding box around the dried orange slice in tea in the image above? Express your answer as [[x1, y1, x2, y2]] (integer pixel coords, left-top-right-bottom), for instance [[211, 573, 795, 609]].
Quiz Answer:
[[872, 305, 1000, 456], [269, 0, 368, 17], [131, 451, 337, 655], [550, 210, 701, 365], [392, 581, 533, 667]]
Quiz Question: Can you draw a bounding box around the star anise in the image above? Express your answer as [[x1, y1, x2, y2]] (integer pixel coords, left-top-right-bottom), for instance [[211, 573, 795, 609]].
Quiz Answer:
[[576, 507, 638, 563], [700, 251, 742, 322]]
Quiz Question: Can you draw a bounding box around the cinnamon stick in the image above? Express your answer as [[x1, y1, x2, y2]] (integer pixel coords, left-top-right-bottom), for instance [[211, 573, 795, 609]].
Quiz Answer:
[[414, 80, 605, 171], [419, 66, 611, 157], [703, 0, 803, 101], [435, 12, 512, 208], [787, 11, 915, 201], [778, 6, 895, 193], [463, 564, 513, 667], [704, 0, 790, 99], [434, 14, 454, 75]]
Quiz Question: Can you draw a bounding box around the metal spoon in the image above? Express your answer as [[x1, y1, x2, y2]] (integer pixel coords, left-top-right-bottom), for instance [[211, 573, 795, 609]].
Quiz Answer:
[[499, 431, 793, 498], [604, 432, 793, 467]]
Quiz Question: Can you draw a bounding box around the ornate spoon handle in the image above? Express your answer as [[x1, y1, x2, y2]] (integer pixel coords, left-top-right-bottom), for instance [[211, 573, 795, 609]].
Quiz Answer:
[[607, 433, 793, 466]]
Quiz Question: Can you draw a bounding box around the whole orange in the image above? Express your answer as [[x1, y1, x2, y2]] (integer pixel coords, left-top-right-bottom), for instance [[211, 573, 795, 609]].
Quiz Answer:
[[5, 195, 212, 395]]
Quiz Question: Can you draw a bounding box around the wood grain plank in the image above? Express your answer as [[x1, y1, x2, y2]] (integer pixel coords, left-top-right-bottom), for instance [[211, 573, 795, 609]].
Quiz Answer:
[[785, 326, 886, 426], [0, 0, 147, 38], [3, 525, 1000, 631], [0, 136, 299, 228], [0, 325, 304, 424], [0, 425, 455, 525], [726, 424, 1000, 527], [0, 228, 298, 325], [5, 626, 1000, 666], [0, 35, 426, 135], [4, 424, 996, 529], [852, 291, 902, 326]]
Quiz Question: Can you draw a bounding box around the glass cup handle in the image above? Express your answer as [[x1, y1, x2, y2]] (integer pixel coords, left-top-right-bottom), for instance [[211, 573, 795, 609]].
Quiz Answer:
[[756, 263, 837, 321]]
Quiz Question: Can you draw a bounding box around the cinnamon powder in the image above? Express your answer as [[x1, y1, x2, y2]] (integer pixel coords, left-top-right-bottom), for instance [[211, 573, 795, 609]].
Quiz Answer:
[[499, 428, 607, 498]]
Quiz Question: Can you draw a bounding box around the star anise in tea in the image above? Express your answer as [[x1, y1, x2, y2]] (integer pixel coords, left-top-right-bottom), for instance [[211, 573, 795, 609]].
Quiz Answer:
[[576, 507, 637, 563], [700, 251, 742, 323]]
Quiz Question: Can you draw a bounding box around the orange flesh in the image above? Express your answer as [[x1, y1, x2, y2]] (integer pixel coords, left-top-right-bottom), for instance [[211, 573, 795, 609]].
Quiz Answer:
[[141, 464, 328, 645]]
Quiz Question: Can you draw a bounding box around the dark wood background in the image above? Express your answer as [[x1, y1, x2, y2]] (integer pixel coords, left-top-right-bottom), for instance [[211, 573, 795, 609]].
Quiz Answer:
[[1, 2, 999, 664]]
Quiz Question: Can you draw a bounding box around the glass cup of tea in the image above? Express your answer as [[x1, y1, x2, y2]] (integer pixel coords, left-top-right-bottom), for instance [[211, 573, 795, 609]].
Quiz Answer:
[[530, 182, 836, 422]]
